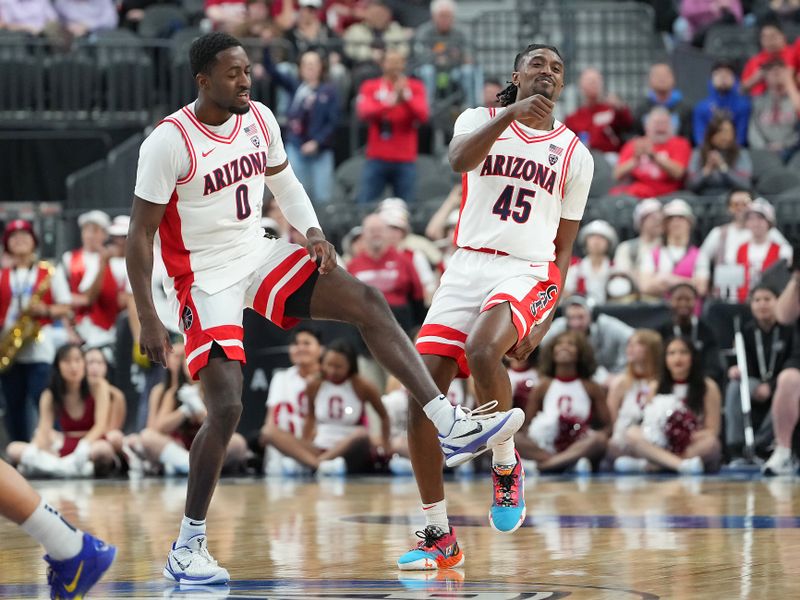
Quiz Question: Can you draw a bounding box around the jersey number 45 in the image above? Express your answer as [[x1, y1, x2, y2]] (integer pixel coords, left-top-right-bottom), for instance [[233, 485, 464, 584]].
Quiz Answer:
[[492, 185, 534, 224]]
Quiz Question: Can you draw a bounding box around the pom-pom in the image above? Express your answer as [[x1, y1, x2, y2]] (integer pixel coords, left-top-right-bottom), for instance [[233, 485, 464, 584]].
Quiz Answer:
[[665, 409, 698, 455], [554, 415, 587, 452]]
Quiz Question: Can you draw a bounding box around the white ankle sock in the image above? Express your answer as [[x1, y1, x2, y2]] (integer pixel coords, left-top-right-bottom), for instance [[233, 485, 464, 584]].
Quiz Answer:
[[423, 395, 465, 436], [422, 499, 449, 531], [178, 515, 206, 546], [492, 437, 516, 466], [773, 446, 792, 461], [21, 498, 84, 561], [160, 442, 190, 474]]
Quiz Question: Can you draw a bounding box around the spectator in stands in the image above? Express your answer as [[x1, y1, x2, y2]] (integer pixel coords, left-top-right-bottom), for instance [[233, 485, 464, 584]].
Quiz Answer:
[[674, 0, 742, 46], [639, 199, 699, 299], [687, 113, 752, 195], [544, 296, 634, 385], [656, 282, 723, 382], [725, 284, 794, 459], [763, 262, 800, 475], [325, 0, 368, 35], [0, 220, 72, 443], [263, 48, 339, 204], [734, 199, 792, 302], [53, 0, 118, 36], [614, 336, 722, 474], [483, 78, 502, 108], [741, 20, 796, 97], [355, 49, 428, 204], [747, 58, 800, 161], [0, 0, 58, 35], [347, 213, 424, 331], [565, 219, 617, 306], [57, 211, 126, 354], [284, 0, 341, 59], [613, 198, 664, 286], [119, 0, 181, 31], [612, 107, 692, 199], [341, 224, 364, 263], [565, 68, 633, 159], [632, 63, 692, 139], [692, 61, 750, 146], [414, 0, 481, 109], [516, 330, 611, 474], [343, 0, 409, 65], [378, 197, 441, 265], [205, 0, 248, 33]]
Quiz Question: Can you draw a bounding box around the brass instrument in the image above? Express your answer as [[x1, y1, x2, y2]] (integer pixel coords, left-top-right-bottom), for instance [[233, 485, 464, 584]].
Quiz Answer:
[[0, 262, 54, 373]]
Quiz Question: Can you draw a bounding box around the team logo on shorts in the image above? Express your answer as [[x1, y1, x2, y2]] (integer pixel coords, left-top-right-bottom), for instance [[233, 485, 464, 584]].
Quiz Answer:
[[531, 284, 558, 316], [548, 143, 563, 166], [182, 305, 194, 331]]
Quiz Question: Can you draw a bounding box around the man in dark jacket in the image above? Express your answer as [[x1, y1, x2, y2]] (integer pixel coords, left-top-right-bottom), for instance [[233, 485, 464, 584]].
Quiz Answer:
[[692, 61, 751, 146], [633, 63, 693, 140]]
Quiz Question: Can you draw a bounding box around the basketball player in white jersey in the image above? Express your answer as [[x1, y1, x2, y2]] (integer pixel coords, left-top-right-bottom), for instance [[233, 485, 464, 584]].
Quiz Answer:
[[398, 44, 594, 571], [127, 32, 523, 585]]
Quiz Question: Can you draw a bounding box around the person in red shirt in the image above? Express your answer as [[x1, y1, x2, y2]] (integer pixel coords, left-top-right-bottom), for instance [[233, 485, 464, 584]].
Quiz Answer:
[[346, 213, 425, 332], [564, 67, 633, 155], [611, 106, 692, 199], [742, 20, 797, 97], [355, 49, 429, 204]]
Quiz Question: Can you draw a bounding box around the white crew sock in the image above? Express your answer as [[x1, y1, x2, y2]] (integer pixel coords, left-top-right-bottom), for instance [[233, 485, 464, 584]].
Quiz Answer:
[[21, 498, 84, 561], [159, 442, 190, 474], [177, 515, 206, 546], [423, 395, 466, 436], [421, 499, 449, 532], [492, 437, 516, 466]]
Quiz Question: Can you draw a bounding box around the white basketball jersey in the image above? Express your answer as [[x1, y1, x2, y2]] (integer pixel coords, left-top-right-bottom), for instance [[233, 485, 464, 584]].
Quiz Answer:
[[452, 106, 593, 262], [612, 378, 652, 443], [541, 377, 592, 422], [314, 379, 364, 449], [266, 366, 309, 438], [137, 100, 286, 296]]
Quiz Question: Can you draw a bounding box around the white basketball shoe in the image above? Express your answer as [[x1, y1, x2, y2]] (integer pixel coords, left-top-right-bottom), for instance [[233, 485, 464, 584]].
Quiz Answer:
[[163, 534, 230, 585], [438, 401, 525, 468]]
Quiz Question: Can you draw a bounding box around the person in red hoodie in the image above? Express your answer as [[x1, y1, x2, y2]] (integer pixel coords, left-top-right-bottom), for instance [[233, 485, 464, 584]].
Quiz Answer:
[[564, 67, 633, 157], [355, 49, 429, 204], [741, 19, 797, 97], [346, 212, 425, 332]]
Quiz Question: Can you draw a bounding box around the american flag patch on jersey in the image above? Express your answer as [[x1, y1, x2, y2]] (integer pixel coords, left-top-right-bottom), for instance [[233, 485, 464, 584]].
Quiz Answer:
[[548, 144, 563, 166], [244, 123, 261, 147]]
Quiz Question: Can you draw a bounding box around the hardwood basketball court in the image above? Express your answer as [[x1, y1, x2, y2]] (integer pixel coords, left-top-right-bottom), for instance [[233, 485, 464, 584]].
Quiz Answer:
[[1, 473, 798, 598]]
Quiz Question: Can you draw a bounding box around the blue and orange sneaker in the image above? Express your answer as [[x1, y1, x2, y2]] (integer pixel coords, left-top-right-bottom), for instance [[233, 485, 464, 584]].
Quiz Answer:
[[489, 449, 526, 533], [397, 526, 465, 571], [45, 532, 116, 599]]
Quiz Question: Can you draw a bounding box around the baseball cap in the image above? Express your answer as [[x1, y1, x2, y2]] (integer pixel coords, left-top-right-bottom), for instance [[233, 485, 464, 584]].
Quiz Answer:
[[108, 215, 130, 237], [3, 219, 37, 252], [746, 198, 776, 225], [379, 206, 410, 231], [577, 219, 618, 252], [662, 199, 695, 224], [78, 210, 111, 230], [633, 197, 662, 231], [299, 0, 322, 7]]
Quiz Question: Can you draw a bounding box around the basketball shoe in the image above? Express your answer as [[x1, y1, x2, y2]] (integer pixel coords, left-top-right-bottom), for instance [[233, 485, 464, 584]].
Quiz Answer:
[[164, 534, 230, 585], [438, 401, 525, 468], [397, 526, 464, 571], [46, 532, 116, 599], [489, 449, 525, 533]]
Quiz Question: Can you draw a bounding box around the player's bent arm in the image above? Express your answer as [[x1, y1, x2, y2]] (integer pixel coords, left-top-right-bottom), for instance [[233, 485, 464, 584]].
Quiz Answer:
[[127, 196, 168, 323], [448, 109, 518, 172], [265, 160, 321, 236]]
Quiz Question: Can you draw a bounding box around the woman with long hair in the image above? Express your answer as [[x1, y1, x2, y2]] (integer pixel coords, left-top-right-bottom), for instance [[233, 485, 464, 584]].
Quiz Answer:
[[6, 344, 115, 477], [615, 336, 722, 473], [84, 347, 126, 453], [124, 343, 248, 476], [516, 331, 611, 473], [688, 113, 752, 195], [605, 329, 662, 462]]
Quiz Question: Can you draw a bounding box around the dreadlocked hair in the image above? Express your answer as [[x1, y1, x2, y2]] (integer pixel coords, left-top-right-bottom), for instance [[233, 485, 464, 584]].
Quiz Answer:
[[496, 43, 563, 107], [190, 32, 243, 77]]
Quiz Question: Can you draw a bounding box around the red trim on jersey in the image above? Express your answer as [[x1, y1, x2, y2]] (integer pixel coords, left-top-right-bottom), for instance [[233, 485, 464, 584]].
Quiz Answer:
[[510, 121, 566, 144], [418, 323, 468, 343], [252, 249, 316, 328], [181, 106, 242, 144], [159, 189, 195, 298], [452, 172, 468, 247], [249, 102, 272, 150], [558, 135, 580, 199], [161, 118, 197, 184], [463, 246, 509, 256], [489, 107, 496, 117]]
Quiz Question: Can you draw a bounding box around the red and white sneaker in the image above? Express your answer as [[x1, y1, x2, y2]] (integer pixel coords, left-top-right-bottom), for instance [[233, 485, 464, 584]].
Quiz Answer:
[[489, 449, 526, 533], [396, 526, 465, 571]]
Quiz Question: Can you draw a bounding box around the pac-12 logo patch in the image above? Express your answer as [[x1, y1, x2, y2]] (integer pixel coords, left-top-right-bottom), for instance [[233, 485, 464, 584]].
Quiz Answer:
[[531, 284, 558, 315], [182, 305, 194, 331], [548, 143, 563, 165], [250, 135, 260, 148]]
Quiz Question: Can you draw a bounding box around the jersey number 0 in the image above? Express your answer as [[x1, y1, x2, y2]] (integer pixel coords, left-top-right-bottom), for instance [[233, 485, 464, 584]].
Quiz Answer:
[[235, 184, 252, 220]]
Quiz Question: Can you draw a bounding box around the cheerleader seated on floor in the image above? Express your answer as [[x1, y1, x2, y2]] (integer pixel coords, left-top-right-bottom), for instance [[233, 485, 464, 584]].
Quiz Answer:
[[614, 336, 722, 474], [515, 331, 612, 474]]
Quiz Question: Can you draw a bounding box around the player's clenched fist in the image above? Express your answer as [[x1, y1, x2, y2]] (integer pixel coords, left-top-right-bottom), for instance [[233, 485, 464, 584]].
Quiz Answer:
[[509, 94, 554, 123], [306, 227, 337, 274]]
